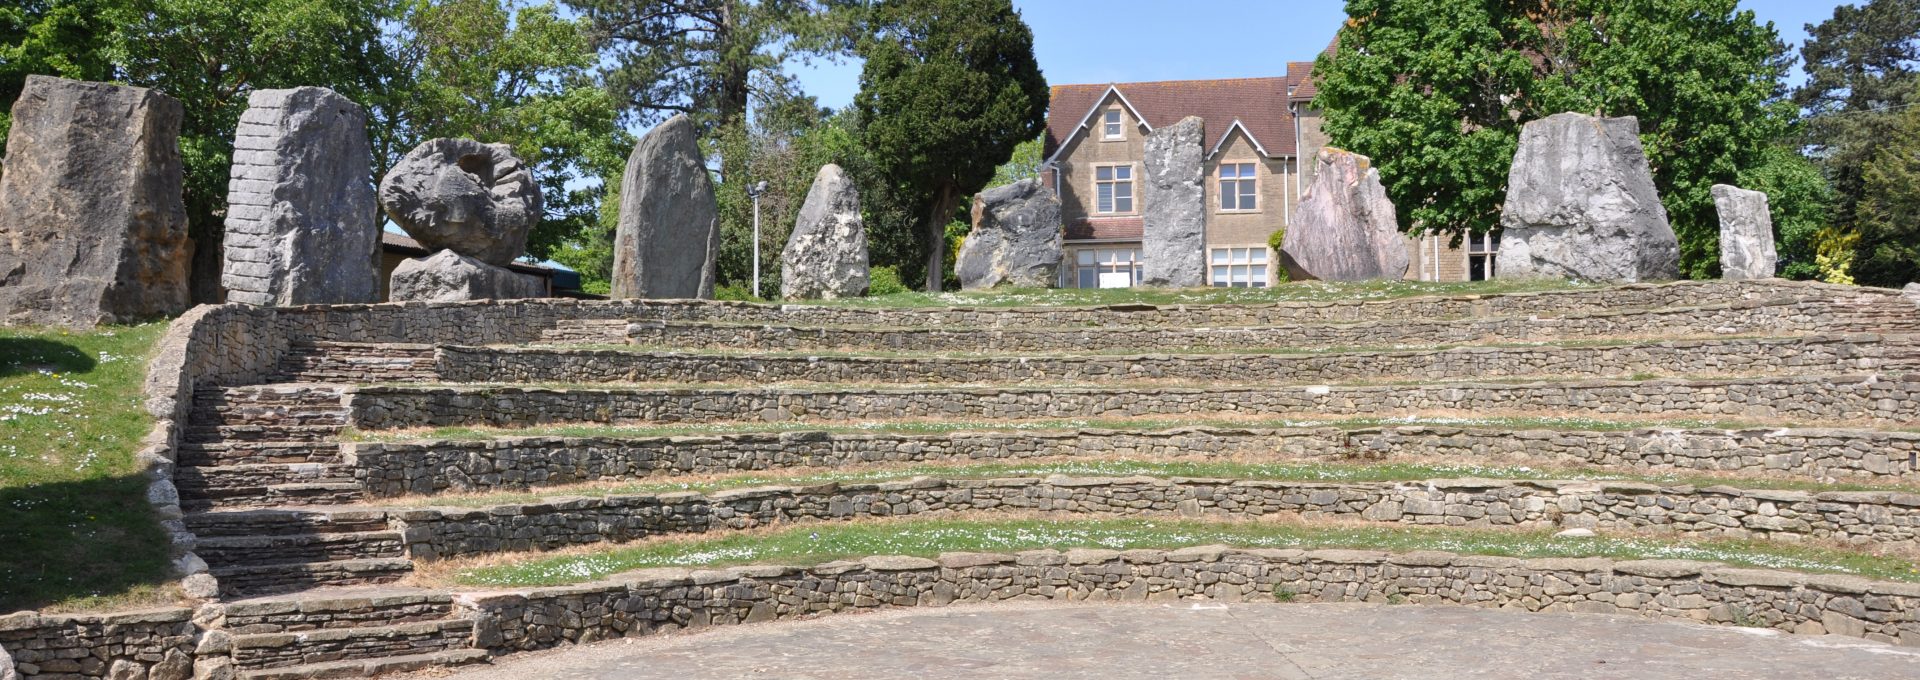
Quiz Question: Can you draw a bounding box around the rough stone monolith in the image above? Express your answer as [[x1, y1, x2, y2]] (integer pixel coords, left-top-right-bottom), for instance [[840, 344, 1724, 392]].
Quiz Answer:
[[389, 249, 545, 302], [957, 178, 1063, 290], [1281, 148, 1409, 281], [221, 87, 379, 306], [1141, 116, 1206, 287], [781, 164, 869, 300], [1711, 184, 1777, 280], [1498, 112, 1680, 282], [612, 114, 720, 299], [378, 138, 541, 266], [0, 75, 190, 327]]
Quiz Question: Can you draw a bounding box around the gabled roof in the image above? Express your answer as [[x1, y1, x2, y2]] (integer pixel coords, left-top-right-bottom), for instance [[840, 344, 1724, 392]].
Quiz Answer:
[[1045, 77, 1296, 160]]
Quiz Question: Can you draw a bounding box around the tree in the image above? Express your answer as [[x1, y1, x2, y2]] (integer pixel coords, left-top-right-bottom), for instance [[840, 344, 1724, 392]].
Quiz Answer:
[[1794, 0, 1920, 286], [854, 0, 1046, 291], [1314, 0, 1794, 278], [1855, 105, 1920, 284], [1736, 145, 1834, 280], [1, 0, 125, 152]]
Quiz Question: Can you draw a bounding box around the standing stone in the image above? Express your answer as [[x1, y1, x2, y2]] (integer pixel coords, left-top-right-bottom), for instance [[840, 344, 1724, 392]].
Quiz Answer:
[[378, 138, 541, 266], [1141, 116, 1206, 287], [957, 178, 1062, 290], [1498, 112, 1680, 282], [781, 164, 869, 300], [1281, 148, 1410, 281], [1712, 184, 1777, 280], [612, 114, 720, 299], [0, 75, 189, 327], [222, 87, 378, 306], [389, 249, 545, 302]]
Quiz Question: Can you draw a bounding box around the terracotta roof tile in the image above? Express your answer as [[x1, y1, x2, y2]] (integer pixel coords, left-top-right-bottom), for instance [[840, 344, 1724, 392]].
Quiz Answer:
[[1046, 77, 1297, 160]]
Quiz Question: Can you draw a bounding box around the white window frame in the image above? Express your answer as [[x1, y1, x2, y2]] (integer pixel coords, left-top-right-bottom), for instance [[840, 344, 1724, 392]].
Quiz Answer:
[[1093, 163, 1135, 215], [1209, 246, 1271, 288], [1218, 161, 1260, 213], [1102, 109, 1125, 140], [1467, 232, 1500, 281], [1071, 247, 1145, 289]]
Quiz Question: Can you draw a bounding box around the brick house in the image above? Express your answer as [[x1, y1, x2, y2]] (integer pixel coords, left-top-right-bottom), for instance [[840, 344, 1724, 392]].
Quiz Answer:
[[1042, 63, 1487, 287]]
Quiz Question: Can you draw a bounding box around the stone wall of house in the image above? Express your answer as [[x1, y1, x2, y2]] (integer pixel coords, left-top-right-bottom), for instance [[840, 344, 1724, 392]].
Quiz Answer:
[[617, 299, 1920, 352], [457, 549, 1920, 652], [0, 608, 197, 679], [344, 374, 1920, 431], [382, 475, 1920, 562], [344, 425, 1920, 499], [432, 335, 1920, 385]]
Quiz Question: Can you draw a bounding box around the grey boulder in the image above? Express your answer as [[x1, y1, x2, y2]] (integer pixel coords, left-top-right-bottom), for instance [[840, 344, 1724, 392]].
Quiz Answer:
[[612, 114, 719, 299], [957, 178, 1062, 290], [1498, 112, 1679, 282], [0, 75, 190, 327], [781, 164, 869, 300], [222, 87, 379, 306], [1711, 184, 1777, 280], [389, 249, 545, 302], [1282, 147, 1409, 281], [378, 138, 541, 266], [1141, 116, 1207, 287]]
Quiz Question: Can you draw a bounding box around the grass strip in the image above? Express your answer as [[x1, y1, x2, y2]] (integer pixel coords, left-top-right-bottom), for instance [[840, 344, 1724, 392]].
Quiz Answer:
[[530, 334, 1781, 359], [447, 517, 1920, 588], [787, 279, 1601, 309]]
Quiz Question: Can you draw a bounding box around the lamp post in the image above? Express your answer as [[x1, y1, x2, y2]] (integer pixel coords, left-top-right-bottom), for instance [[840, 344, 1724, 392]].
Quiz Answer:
[[748, 180, 769, 299]]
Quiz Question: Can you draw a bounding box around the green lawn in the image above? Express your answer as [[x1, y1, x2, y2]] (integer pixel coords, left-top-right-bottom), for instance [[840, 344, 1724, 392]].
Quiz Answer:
[[798, 279, 1601, 308], [451, 517, 1920, 588], [0, 322, 176, 612]]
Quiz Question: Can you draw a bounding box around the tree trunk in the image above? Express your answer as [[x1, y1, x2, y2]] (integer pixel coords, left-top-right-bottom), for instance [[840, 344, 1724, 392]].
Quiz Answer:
[[924, 183, 955, 291]]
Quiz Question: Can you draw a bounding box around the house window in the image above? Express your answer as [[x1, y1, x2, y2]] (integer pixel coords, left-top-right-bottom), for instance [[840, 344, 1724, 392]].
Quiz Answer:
[[1219, 162, 1258, 211], [1072, 248, 1144, 288], [1094, 164, 1134, 214], [1468, 232, 1500, 281], [1103, 110, 1123, 139], [1209, 247, 1269, 288]]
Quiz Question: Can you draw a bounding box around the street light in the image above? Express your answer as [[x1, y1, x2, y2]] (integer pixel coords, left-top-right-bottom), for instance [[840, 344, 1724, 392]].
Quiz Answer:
[[747, 180, 769, 299]]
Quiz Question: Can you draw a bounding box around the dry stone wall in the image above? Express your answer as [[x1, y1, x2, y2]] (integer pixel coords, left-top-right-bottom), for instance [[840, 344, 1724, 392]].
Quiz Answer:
[[344, 425, 1920, 499], [0, 608, 196, 680], [381, 475, 1920, 561], [344, 375, 1920, 431], [431, 335, 1920, 385], [460, 549, 1920, 651]]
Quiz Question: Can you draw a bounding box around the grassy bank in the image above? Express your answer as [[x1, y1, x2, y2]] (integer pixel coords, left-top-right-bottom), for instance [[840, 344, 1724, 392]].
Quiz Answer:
[[446, 517, 1920, 588], [0, 322, 176, 612]]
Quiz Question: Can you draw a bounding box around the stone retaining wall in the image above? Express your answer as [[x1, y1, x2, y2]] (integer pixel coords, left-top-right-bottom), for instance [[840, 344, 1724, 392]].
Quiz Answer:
[[432, 335, 1920, 385], [379, 475, 1920, 561], [618, 298, 1920, 353], [458, 549, 1920, 651], [0, 608, 197, 679], [343, 374, 1920, 430], [344, 425, 1920, 499]]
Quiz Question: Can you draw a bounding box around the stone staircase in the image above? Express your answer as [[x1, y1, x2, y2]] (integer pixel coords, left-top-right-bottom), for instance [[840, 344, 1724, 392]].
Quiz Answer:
[[155, 280, 1920, 677]]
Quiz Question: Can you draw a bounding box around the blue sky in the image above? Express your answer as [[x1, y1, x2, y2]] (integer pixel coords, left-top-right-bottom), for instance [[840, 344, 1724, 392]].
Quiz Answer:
[[789, 0, 1850, 111]]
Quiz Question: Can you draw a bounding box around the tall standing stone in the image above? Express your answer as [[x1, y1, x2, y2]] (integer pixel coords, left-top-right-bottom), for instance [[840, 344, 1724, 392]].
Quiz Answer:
[[612, 114, 719, 299], [378, 138, 541, 266], [781, 164, 869, 300], [0, 76, 189, 327], [1712, 184, 1777, 280], [1281, 148, 1409, 281], [222, 87, 379, 306], [957, 178, 1063, 290], [1498, 112, 1680, 282], [1141, 116, 1207, 287]]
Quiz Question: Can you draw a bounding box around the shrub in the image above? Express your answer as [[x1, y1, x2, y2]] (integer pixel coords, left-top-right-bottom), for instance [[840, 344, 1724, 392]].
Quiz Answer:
[[868, 265, 912, 296], [714, 282, 765, 302], [1267, 228, 1291, 284]]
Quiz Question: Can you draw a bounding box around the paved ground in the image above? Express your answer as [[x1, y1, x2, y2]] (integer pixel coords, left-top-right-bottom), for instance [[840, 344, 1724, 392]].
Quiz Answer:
[[423, 602, 1920, 679]]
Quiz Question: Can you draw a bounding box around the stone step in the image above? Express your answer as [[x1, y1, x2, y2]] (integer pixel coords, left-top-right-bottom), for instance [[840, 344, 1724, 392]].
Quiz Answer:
[[198, 530, 405, 568], [223, 589, 455, 633], [230, 619, 475, 672], [179, 441, 343, 467], [273, 341, 438, 383], [187, 509, 390, 538], [237, 648, 489, 680], [177, 464, 361, 510], [413, 334, 1920, 387], [213, 558, 415, 599], [185, 424, 346, 444], [189, 405, 351, 428]]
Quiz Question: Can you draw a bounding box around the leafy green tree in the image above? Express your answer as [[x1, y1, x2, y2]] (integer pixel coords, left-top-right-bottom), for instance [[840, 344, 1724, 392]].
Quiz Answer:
[[1, 0, 125, 152], [854, 0, 1046, 291], [1855, 105, 1920, 284], [1736, 145, 1834, 280], [1315, 0, 1793, 278]]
